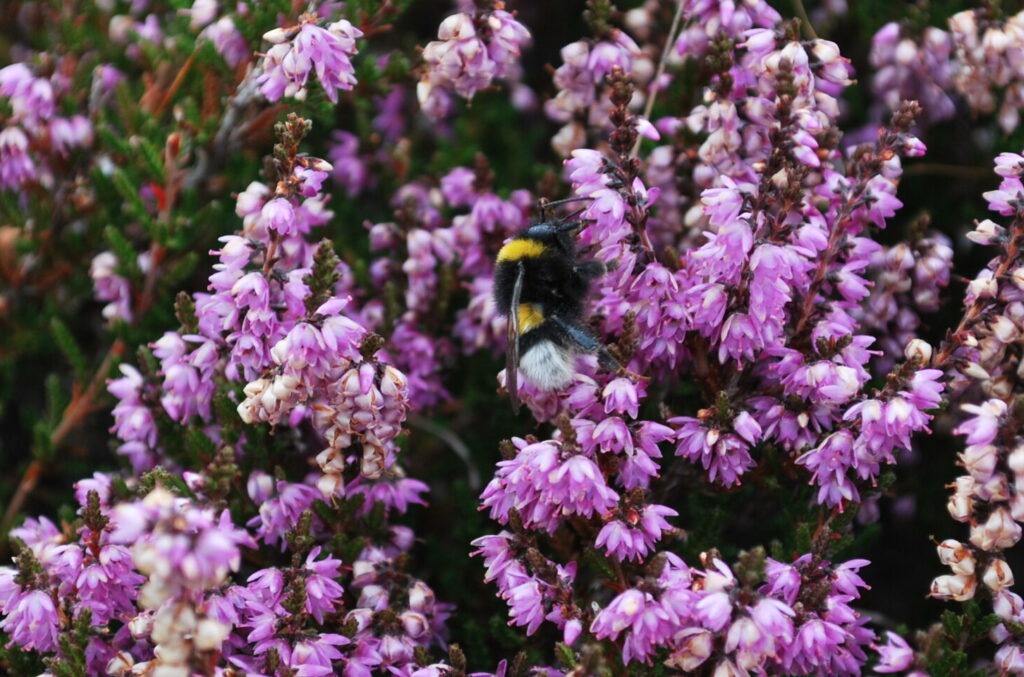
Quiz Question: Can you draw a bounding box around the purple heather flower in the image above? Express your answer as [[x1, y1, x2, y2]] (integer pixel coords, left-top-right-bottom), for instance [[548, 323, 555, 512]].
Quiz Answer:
[[874, 631, 915, 672], [259, 18, 362, 103], [0, 589, 60, 651], [672, 416, 757, 486], [302, 547, 345, 623], [480, 439, 619, 532], [0, 126, 37, 189], [418, 8, 530, 115], [595, 503, 677, 561], [90, 251, 134, 323], [200, 17, 249, 67]]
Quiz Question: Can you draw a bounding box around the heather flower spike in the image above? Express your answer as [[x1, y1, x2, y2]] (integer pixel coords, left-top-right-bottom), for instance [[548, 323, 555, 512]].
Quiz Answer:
[[258, 14, 363, 103]]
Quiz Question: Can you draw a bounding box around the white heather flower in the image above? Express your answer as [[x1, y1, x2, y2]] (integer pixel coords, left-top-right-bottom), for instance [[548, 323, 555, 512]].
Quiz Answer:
[[930, 573, 977, 601]]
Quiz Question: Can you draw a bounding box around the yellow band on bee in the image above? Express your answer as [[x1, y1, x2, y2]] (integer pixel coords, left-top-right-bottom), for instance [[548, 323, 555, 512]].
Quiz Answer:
[[517, 303, 544, 333], [497, 238, 546, 262]]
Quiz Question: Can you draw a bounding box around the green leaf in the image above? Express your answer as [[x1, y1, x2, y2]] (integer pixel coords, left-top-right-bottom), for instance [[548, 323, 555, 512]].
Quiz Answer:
[[940, 609, 962, 638], [554, 643, 577, 669], [104, 226, 142, 279], [185, 428, 217, 463], [111, 168, 155, 230], [50, 318, 89, 383], [137, 136, 166, 184]]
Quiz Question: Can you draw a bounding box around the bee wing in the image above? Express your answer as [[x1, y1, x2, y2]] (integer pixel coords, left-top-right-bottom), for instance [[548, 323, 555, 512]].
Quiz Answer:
[[550, 315, 621, 371], [505, 261, 524, 413]]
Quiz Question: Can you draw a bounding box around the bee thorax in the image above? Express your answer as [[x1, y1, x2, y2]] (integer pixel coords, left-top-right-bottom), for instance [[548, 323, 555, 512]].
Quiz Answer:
[[520, 339, 575, 391]]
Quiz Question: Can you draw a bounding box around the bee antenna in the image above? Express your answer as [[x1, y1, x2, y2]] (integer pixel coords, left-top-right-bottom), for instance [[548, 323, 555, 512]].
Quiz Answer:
[[537, 195, 593, 220]]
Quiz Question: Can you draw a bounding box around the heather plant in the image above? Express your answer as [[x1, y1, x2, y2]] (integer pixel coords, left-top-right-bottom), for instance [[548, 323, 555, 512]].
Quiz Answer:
[[7, 0, 1024, 675]]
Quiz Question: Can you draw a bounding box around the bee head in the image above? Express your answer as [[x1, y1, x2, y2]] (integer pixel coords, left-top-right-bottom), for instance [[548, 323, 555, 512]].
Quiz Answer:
[[522, 220, 580, 243]]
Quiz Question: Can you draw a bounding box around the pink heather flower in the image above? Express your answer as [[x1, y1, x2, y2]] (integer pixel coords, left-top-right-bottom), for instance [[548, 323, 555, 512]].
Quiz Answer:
[[302, 547, 345, 623], [504, 571, 546, 635], [593, 585, 655, 643], [595, 503, 677, 561], [955, 400, 1007, 446], [201, 17, 250, 68], [0, 589, 60, 651], [0, 126, 37, 189], [261, 197, 296, 236], [480, 439, 618, 532], [328, 131, 369, 197], [870, 23, 955, 126], [108, 364, 156, 447], [49, 115, 93, 155], [796, 429, 860, 506], [602, 377, 641, 418], [258, 19, 363, 103], [418, 8, 530, 113], [672, 416, 757, 486], [90, 251, 134, 323], [248, 480, 323, 550], [874, 631, 914, 672]]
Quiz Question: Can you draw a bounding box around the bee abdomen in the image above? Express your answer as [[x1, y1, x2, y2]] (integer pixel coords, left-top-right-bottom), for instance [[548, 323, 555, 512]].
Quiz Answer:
[[519, 337, 575, 391]]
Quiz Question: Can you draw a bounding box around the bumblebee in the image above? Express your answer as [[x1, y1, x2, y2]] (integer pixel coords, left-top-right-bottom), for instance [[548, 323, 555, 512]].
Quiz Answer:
[[493, 202, 615, 411]]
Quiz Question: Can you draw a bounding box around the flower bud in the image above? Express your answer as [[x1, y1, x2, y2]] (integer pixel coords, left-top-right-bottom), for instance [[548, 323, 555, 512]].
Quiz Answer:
[[1012, 266, 1024, 290], [316, 471, 345, 498], [991, 315, 1020, 343], [1010, 493, 1024, 522], [247, 471, 274, 503], [961, 444, 999, 479], [996, 644, 1024, 675], [106, 652, 135, 676], [993, 589, 1024, 620], [262, 27, 291, 44], [962, 361, 991, 381], [947, 492, 974, 522], [904, 338, 933, 364], [128, 612, 153, 639], [970, 507, 1022, 551], [984, 559, 1015, 592], [400, 610, 429, 638], [194, 618, 231, 650], [437, 13, 475, 40], [666, 628, 714, 671], [929, 573, 976, 601], [967, 219, 1005, 245], [712, 658, 745, 677], [936, 539, 976, 576]]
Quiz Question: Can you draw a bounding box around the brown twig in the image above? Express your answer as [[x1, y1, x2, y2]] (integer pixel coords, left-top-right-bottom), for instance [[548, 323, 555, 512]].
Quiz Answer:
[[632, 0, 686, 157], [154, 51, 197, 119], [903, 163, 994, 181], [1, 340, 124, 552], [933, 229, 1023, 370], [792, 0, 818, 40]]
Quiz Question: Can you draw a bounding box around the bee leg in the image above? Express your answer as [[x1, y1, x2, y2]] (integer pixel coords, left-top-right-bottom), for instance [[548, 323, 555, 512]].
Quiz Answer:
[[574, 260, 607, 280], [597, 346, 621, 371], [549, 315, 600, 353], [550, 315, 623, 375]]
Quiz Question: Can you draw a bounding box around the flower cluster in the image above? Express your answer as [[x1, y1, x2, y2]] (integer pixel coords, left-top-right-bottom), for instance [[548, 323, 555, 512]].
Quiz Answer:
[[468, 6, 951, 664], [259, 14, 363, 103], [0, 63, 93, 192], [931, 150, 1024, 672], [418, 5, 531, 118], [869, 22, 956, 127], [948, 8, 1024, 133], [869, 8, 1024, 133], [14, 0, 1024, 674], [188, 0, 251, 68]]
